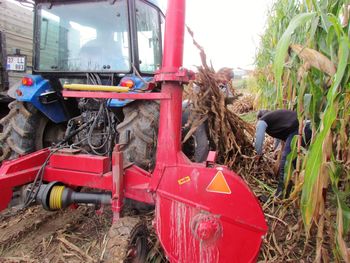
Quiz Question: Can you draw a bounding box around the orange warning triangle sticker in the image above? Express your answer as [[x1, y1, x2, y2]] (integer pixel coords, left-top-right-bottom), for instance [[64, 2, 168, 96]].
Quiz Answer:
[[206, 171, 231, 194]]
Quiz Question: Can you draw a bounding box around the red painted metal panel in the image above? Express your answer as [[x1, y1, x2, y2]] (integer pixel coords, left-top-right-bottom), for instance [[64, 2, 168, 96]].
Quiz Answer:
[[50, 153, 110, 174], [154, 68, 194, 83], [111, 145, 124, 220], [0, 148, 49, 174], [153, 0, 186, 168], [62, 90, 171, 100], [0, 149, 50, 210], [0, 188, 13, 211], [152, 0, 267, 260], [0, 168, 41, 211], [124, 165, 153, 205], [155, 163, 267, 263], [0, 169, 42, 189], [44, 167, 112, 191], [161, 0, 185, 70], [154, 83, 183, 166], [206, 151, 217, 165]]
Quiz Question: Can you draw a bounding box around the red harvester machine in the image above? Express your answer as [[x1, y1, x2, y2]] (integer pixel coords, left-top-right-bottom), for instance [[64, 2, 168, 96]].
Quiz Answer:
[[0, 0, 267, 261]]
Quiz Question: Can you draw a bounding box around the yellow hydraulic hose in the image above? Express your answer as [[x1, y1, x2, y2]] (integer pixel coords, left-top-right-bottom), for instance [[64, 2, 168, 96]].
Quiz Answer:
[[63, 84, 130, 92]]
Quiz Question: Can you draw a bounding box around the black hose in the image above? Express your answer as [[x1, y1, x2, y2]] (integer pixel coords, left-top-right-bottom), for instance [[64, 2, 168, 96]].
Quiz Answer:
[[87, 100, 114, 156]]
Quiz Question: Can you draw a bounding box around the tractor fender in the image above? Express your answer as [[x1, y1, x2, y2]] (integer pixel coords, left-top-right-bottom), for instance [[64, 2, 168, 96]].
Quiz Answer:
[[15, 75, 68, 123], [7, 79, 21, 99], [108, 76, 154, 107]]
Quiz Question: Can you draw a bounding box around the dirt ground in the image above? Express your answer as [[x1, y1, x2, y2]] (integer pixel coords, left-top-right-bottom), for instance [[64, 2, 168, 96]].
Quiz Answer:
[[0, 206, 112, 263]]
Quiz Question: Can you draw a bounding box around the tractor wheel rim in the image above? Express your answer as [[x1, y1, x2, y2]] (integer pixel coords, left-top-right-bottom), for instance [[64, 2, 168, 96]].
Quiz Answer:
[[127, 226, 149, 263]]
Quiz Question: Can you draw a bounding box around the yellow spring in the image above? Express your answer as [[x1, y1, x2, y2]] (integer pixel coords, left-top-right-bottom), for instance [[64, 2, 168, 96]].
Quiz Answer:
[[49, 185, 65, 210]]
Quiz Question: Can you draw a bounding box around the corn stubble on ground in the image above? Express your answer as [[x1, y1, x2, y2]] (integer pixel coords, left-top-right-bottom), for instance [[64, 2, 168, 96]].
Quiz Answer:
[[0, 206, 112, 263]]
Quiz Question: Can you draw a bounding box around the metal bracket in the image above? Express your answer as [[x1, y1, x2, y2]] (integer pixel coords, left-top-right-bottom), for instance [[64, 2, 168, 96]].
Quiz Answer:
[[206, 151, 217, 167], [154, 67, 195, 83]]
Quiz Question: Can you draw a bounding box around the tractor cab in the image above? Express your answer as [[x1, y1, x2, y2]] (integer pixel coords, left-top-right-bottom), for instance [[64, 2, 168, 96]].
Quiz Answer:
[[33, 0, 164, 79]]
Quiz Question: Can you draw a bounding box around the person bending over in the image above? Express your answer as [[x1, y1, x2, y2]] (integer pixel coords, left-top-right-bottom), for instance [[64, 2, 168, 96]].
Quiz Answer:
[[255, 110, 311, 197]]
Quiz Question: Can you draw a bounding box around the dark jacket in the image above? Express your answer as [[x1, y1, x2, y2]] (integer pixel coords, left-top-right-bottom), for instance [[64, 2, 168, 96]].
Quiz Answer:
[[255, 110, 298, 154]]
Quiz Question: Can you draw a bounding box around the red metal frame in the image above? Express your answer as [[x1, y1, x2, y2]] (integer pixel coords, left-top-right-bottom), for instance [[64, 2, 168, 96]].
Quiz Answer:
[[62, 90, 171, 100], [0, 0, 268, 262], [111, 145, 124, 220]]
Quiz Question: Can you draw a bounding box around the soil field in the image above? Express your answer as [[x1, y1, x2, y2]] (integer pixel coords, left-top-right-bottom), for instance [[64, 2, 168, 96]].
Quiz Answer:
[[0, 206, 112, 263]]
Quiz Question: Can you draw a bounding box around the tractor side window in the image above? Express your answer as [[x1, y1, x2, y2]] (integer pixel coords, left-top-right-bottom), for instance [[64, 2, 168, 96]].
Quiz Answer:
[[135, 1, 162, 73], [35, 0, 130, 72]]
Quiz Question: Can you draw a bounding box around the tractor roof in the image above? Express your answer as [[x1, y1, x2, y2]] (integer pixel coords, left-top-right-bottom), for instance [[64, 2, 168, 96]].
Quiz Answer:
[[32, 0, 165, 14]]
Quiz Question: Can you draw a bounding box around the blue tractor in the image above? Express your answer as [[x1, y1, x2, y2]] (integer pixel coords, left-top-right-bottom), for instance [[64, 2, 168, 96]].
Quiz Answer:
[[0, 0, 208, 167]]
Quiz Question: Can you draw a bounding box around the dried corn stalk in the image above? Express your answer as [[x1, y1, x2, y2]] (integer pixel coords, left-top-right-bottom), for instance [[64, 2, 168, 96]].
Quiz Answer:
[[184, 67, 255, 169], [185, 26, 275, 172], [230, 94, 255, 114]]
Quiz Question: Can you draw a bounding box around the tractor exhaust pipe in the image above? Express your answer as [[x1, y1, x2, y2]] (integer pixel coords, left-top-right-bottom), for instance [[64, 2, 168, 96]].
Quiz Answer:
[[36, 181, 111, 211]]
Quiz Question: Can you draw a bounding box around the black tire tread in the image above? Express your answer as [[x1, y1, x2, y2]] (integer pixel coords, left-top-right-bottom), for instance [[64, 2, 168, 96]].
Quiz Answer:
[[117, 101, 159, 170], [105, 217, 142, 263], [0, 102, 46, 161], [10, 117, 29, 137]]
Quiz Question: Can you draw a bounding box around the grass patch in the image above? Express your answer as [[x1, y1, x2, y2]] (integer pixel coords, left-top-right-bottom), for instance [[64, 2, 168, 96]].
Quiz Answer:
[[239, 111, 257, 124]]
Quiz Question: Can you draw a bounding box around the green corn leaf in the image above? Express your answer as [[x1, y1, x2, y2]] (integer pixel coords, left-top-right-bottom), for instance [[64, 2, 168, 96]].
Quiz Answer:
[[329, 161, 350, 234], [301, 110, 336, 230], [328, 36, 349, 99], [284, 134, 299, 194], [312, 0, 331, 32], [274, 12, 316, 106], [328, 14, 344, 40], [304, 0, 313, 11], [338, 196, 350, 234], [255, 0, 350, 258], [301, 36, 349, 230], [309, 16, 320, 46], [303, 93, 312, 117]]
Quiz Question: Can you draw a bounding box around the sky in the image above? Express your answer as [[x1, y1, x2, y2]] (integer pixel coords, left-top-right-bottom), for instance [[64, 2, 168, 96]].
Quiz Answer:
[[180, 0, 275, 70]]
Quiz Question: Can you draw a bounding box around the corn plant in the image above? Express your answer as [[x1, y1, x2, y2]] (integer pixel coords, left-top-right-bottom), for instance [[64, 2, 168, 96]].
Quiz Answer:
[[255, 0, 350, 261]]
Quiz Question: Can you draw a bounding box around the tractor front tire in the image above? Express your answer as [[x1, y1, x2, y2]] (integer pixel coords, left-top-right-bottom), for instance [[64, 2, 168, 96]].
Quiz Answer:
[[117, 101, 159, 170], [0, 101, 65, 162], [104, 217, 149, 263]]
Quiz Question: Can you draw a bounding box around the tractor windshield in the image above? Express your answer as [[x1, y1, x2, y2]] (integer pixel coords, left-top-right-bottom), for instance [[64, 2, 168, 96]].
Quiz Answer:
[[135, 0, 162, 73], [35, 0, 130, 72]]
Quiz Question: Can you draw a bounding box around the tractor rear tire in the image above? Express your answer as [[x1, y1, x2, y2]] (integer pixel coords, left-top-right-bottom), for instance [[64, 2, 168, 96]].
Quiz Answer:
[[0, 101, 65, 162], [117, 100, 209, 169], [182, 106, 209, 163], [117, 101, 159, 170]]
